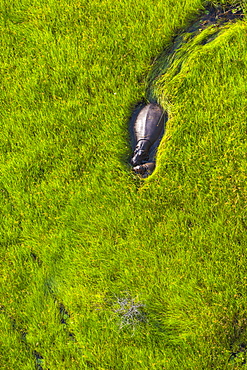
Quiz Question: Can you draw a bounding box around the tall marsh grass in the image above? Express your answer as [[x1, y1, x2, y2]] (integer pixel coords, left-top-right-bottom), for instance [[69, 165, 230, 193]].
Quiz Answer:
[[1, 0, 247, 369]]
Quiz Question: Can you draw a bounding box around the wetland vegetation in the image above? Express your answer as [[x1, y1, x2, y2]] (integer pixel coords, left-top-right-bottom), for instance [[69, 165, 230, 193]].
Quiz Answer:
[[1, 0, 247, 368]]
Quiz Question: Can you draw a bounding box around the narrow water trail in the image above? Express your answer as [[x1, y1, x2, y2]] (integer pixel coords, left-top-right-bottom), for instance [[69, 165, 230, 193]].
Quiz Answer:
[[129, 3, 244, 178]]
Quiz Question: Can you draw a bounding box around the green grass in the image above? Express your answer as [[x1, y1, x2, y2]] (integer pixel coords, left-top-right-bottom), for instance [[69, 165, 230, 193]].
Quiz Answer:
[[1, 0, 247, 369]]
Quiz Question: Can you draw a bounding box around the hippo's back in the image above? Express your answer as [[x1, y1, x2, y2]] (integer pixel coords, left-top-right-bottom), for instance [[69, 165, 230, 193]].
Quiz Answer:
[[134, 103, 164, 144]]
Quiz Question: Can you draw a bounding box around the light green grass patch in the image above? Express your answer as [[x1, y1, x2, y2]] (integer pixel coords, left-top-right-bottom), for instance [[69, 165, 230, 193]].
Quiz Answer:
[[1, 0, 247, 369]]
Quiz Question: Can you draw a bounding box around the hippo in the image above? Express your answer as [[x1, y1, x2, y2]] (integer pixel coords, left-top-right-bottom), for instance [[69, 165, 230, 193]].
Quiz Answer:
[[130, 103, 166, 177]]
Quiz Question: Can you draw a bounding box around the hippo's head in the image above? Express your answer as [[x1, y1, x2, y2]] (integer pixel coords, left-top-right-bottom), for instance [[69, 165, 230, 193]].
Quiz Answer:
[[132, 162, 155, 177], [130, 149, 149, 166]]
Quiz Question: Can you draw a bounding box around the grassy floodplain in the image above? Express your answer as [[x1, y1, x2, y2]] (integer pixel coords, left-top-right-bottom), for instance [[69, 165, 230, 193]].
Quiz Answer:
[[1, 0, 247, 368]]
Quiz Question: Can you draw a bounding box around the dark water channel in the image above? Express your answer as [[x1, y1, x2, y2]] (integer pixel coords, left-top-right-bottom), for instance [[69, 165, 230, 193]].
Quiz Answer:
[[129, 3, 244, 178]]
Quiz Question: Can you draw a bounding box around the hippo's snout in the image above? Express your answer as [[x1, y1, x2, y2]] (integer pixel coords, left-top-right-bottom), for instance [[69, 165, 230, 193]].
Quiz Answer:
[[133, 162, 156, 176]]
